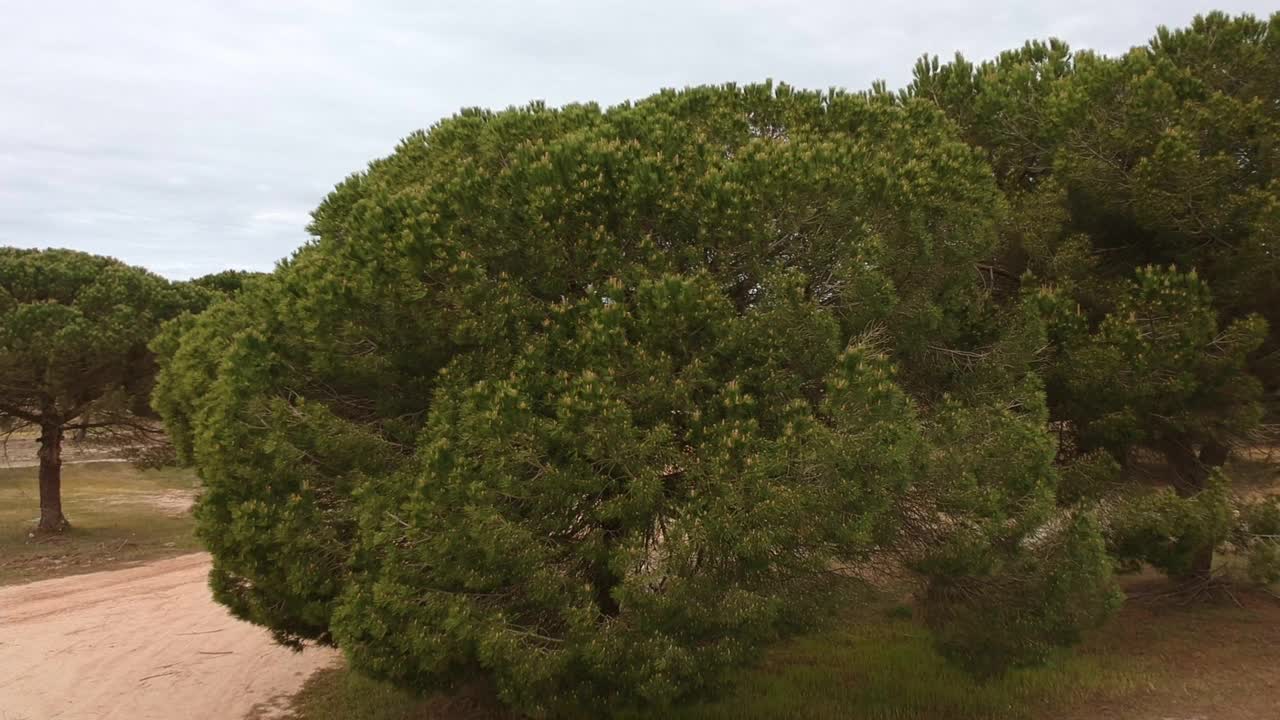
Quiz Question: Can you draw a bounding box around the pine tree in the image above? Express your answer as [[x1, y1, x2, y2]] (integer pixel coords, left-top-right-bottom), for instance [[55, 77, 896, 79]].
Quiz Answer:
[[157, 83, 1115, 713], [0, 248, 202, 531]]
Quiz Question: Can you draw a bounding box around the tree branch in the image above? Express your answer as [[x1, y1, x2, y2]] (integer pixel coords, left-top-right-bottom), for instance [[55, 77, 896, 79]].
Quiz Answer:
[[62, 419, 165, 434], [0, 402, 42, 425]]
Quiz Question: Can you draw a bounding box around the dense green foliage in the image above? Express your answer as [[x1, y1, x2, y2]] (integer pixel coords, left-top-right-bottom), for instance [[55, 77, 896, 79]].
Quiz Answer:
[[185, 269, 266, 297], [909, 10, 1278, 581], [0, 248, 202, 530], [1036, 267, 1265, 478], [1105, 473, 1234, 578], [1236, 493, 1280, 585], [152, 10, 1277, 718], [0, 248, 194, 421]]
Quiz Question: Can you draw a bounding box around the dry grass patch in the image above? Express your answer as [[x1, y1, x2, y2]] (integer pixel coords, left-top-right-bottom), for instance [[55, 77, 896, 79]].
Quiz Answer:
[[0, 461, 201, 585]]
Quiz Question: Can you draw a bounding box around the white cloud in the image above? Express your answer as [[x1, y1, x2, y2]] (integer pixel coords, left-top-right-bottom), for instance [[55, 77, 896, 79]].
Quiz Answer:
[[250, 209, 312, 227]]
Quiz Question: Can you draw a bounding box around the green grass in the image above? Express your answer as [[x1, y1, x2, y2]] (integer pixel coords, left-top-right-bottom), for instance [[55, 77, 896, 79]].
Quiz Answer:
[[278, 669, 508, 720], [0, 461, 202, 585], [283, 602, 1139, 720], [656, 616, 1133, 720]]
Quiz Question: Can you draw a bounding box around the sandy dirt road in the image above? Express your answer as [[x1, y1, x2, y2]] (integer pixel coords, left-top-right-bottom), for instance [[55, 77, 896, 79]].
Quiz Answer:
[[0, 553, 337, 720]]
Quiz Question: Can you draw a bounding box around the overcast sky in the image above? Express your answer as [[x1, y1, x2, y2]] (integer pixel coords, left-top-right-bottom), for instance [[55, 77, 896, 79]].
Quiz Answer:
[[2, 1, 1273, 279]]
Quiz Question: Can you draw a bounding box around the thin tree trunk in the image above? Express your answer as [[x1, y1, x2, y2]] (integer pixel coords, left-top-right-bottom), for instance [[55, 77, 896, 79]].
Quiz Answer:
[[1184, 531, 1215, 582], [1199, 440, 1229, 471], [37, 422, 69, 532], [1163, 438, 1208, 499], [1161, 437, 1230, 582], [590, 520, 623, 618], [1187, 440, 1230, 580]]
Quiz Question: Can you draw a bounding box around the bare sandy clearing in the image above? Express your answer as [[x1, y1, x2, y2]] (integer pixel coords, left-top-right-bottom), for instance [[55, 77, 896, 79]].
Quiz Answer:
[[0, 432, 126, 469], [98, 487, 198, 515], [0, 553, 337, 720]]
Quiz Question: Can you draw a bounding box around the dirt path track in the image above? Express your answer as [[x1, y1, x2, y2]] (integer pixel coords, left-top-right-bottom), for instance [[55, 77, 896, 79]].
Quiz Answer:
[[0, 553, 337, 720]]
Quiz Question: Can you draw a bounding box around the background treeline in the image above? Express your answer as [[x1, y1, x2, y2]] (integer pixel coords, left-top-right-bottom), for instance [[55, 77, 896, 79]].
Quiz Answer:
[[2, 10, 1275, 719]]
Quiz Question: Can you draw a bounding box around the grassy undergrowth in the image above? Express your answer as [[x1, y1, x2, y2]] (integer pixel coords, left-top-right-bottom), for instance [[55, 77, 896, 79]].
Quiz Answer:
[[653, 614, 1133, 720], [280, 453, 1280, 720], [283, 580, 1280, 720], [282, 600, 1142, 720], [0, 461, 201, 585]]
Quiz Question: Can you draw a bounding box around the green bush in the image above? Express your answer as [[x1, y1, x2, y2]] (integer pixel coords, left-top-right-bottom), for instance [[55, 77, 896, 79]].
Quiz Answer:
[[156, 83, 1114, 714], [1237, 495, 1280, 585], [1105, 474, 1234, 579]]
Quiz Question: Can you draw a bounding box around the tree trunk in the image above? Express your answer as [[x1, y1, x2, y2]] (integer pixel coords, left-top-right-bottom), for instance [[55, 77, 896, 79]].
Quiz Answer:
[[589, 520, 623, 618], [1198, 440, 1229, 472], [1161, 437, 1230, 582], [1163, 438, 1208, 498], [37, 423, 69, 532], [1183, 531, 1215, 583]]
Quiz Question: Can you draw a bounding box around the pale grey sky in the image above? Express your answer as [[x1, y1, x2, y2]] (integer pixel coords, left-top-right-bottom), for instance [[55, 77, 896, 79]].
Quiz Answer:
[[1, 1, 1273, 278]]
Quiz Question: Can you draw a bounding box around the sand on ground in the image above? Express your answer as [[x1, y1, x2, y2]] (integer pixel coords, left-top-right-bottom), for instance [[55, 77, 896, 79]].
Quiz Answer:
[[0, 553, 337, 720], [0, 432, 127, 469]]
